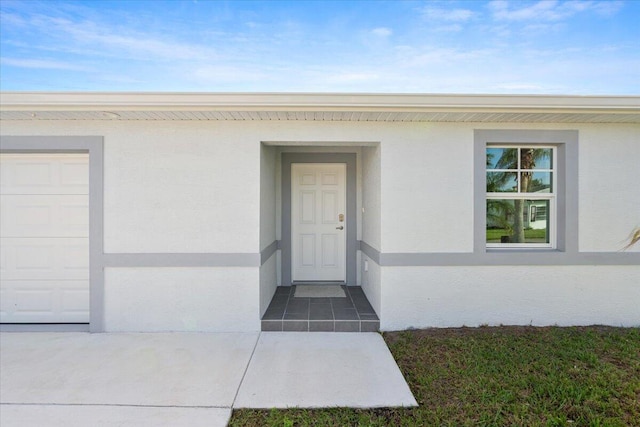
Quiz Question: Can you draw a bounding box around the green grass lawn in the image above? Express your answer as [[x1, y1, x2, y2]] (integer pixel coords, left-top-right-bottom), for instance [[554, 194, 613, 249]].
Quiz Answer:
[[487, 228, 548, 242], [229, 326, 640, 427]]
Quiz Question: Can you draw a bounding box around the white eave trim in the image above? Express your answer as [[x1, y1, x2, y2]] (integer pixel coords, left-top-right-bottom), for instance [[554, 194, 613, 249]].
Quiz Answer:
[[1, 92, 639, 114]]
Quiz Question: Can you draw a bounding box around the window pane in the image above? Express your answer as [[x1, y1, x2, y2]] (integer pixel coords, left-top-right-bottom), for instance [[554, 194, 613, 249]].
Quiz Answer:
[[531, 148, 553, 169], [486, 148, 517, 170], [487, 172, 517, 192], [521, 172, 552, 193], [486, 199, 550, 244]]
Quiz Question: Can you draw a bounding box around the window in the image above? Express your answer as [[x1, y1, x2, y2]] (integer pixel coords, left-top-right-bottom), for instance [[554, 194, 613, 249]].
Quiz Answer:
[[486, 145, 556, 248], [475, 130, 577, 255]]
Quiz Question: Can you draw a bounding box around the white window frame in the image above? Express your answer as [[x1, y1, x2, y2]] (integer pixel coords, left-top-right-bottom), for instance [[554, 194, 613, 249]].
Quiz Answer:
[[486, 145, 557, 249]]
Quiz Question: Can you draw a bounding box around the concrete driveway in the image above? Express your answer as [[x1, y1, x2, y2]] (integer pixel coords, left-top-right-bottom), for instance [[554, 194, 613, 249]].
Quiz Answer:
[[0, 332, 416, 426]]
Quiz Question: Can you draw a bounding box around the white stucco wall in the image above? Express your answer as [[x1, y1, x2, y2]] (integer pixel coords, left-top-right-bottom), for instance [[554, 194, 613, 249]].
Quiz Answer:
[[380, 265, 640, 330], [380, 124, 474, 253], [260, 144, 277, 250], [104, 267, 260, 332], [361, 258, 382, 316], [259, 144, 278, 314], [579, 124, 640, 252], [362, 145, 381, 250], [2, 119, 638, 331], [1, 120, 262, 253], [361, 145, 382, 315], [102, 123, 260, 254], [259, 255, 277, 316]]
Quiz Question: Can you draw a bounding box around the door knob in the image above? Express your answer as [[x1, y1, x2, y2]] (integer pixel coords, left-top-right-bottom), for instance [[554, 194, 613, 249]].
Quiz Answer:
[[336, 226, 344, 230]]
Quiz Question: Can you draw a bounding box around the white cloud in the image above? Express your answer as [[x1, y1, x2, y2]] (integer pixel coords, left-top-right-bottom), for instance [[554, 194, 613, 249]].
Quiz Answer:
[[57, 18, 217, 61], [488, 0, 623, 22], [396, 46, 497, 67], [326, 72, 380, 84], [3, 11, 217, 62], [492, 82, 549, 91], [591, 1, 624, 16], [0, 57, 89, 71], [421, 6, 475, 22], [190, 65, 269, 84], [371, 27, 392, 37]]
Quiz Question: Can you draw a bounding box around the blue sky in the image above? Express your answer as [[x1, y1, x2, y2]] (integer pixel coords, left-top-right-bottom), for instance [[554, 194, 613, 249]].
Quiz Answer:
[[1, 0, 638, 93]]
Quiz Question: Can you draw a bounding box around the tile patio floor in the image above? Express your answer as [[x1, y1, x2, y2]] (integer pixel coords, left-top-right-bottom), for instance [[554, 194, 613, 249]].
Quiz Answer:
[[261, 285, 380, 332]]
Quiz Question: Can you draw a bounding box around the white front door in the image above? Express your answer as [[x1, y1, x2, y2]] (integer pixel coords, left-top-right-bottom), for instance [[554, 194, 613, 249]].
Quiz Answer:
[[0, 153, 89, 323], [292, 163, 346, 282]]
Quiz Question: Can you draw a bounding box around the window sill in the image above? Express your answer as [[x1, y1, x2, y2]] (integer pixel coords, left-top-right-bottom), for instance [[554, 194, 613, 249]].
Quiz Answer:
[[486, 248, 562, 254]]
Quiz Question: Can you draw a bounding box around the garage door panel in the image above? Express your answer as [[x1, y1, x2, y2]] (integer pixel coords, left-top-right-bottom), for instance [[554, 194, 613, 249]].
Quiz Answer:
[[0, 280, 89, 323], [0, 154, 88, 195], [1, 153, 90, 324], [61, 244, 90, 270], [0, 195, 88, 237], [0, 238, 89, 280]]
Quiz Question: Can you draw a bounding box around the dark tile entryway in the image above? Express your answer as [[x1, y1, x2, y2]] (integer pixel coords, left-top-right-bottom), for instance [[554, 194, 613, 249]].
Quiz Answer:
[[261, 285, 379, 332]]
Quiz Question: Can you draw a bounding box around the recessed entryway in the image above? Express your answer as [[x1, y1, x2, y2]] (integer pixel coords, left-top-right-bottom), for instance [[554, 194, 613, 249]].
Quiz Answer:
[[281, 153, 358, 286], [0, 153, 89, 324]]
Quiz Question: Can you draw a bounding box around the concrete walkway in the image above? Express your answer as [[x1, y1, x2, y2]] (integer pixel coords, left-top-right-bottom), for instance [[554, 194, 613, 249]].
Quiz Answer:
[[0, 332, 417, 426]]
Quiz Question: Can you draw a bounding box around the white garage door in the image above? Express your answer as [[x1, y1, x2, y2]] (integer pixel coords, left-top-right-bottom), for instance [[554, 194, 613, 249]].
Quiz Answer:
[[0, 153, 89, 323]]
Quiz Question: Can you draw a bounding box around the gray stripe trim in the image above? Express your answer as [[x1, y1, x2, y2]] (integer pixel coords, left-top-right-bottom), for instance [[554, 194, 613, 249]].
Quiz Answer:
[[379, 251, 639, 266], [260, 240, 278, 265], [359, 241, 638, 266], [359, 241, 381, 264], [1, 136, 105, 332], [0, 324, 90, 332], [104, 253, 261, 267]]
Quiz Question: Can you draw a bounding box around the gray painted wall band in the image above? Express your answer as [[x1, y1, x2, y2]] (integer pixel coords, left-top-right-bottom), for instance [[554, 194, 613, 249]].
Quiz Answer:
[[281, 153, 358, 285], [359, 241, 381, 264], [260, 240, 279, 265], [1, 136, 105, 332], [104, 253, 261, 267], [0, 324, 90, 332], [379, 251, 640, 266], [359, 241, 639, 266]]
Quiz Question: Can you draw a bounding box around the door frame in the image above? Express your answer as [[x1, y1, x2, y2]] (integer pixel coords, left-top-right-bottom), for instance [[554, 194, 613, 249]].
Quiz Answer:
[[282, 153, 357, 286]]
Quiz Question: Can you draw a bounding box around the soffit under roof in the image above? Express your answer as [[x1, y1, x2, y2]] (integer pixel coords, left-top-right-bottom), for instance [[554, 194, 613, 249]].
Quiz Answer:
[[1, 92, 639, 123]]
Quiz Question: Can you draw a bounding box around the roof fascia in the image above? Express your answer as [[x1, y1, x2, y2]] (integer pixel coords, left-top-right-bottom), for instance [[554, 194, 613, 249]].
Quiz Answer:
[[1, 92, 639, 115]]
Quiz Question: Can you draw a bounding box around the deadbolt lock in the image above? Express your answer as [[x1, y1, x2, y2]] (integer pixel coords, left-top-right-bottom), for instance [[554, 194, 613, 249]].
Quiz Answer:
[[339, 214, 344, 222]]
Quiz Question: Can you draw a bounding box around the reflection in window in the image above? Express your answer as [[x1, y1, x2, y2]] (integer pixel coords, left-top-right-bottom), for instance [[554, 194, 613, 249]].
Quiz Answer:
[[486, 146, 555, 247], [486, 200, 550, 244]]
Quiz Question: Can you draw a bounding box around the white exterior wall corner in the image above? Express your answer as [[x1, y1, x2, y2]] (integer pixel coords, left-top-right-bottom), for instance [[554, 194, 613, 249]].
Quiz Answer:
[[259, 144, 278, 314], [361, 145, 382, 315]]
